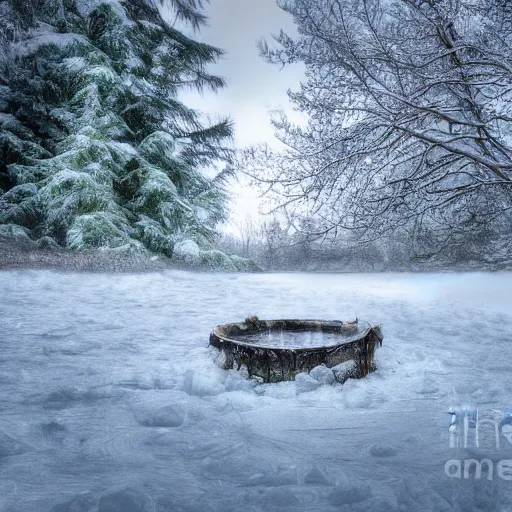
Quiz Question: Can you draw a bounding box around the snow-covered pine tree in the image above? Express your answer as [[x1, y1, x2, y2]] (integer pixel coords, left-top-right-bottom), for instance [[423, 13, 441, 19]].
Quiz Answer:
[[0, 0, 233, 256]]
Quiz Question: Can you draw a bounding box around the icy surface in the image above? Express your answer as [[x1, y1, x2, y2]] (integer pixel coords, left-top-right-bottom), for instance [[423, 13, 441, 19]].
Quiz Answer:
[[295, 372, 322, 394], [229, 326, 362, 348], [1, 271, 512, 511], [309, 365, 335, 385]]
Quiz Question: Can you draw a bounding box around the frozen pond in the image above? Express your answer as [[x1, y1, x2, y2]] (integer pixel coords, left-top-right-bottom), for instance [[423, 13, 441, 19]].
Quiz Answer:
[[1, 270, 512, 511]]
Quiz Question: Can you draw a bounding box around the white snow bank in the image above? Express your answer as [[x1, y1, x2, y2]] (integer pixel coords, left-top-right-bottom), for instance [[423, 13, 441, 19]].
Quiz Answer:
[[182, 369, 225, 396]]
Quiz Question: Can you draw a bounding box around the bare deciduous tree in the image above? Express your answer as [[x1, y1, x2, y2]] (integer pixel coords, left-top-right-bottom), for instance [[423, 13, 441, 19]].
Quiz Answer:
[[241, 0, 512, 246], [235, 214, 258, 257]]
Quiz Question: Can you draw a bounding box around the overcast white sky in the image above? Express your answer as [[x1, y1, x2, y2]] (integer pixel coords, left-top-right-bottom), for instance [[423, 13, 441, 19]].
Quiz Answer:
[[175, 0, 305, 229], [179, 0, 303, 147]]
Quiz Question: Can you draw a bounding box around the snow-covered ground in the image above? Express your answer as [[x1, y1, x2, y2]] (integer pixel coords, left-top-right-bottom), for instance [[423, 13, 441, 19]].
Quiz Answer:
[[1, 270, 512, 512]]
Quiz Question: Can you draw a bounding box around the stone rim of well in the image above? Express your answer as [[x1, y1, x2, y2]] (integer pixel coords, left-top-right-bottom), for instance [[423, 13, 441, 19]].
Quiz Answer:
[[209, 317, 383, 383]]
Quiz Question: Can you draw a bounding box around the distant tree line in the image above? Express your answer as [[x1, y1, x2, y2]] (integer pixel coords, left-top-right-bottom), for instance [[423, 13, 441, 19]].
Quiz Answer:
[[216, 212, 512, 271]]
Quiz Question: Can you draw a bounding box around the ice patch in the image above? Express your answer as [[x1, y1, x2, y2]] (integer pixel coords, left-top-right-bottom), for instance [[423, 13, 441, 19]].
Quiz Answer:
[[182, 370, 225, 396], [295, 372, 322, 394], [309, 364, 335, 385], [332, 359, 357, 383], [41, 421, 67, 440], [224, 369, 260, 392], [274, 465, 298, 486], [341, 379, 386, 409], [42, 385, 123, 409], [201, 456, 263, 482], [416, 373, 440, 395]]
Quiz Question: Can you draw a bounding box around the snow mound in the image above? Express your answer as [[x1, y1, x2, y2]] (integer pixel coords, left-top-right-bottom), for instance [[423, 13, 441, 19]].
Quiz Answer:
[[295, 364, 350, 393], [328, 479, 373, 506], [309, 364, 335, 385], [415, 373, 440, 395], [173, 239, 200, 264], [274, 465, 298, 486], [295, 372, 322, 394], [224, 369, 261, 392], [369, 443, 398, 457], [138, 406, 183, 428], [304, 466, 332, 486], [182, 370, 225, 396]]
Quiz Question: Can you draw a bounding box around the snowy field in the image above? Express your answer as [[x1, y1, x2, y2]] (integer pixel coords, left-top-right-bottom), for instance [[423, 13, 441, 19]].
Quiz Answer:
[[1, 270, 512, 512]]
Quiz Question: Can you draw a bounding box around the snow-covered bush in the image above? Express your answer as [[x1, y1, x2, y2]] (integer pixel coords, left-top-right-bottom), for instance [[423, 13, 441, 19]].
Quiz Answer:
[[134, 216, 173, 256], [0, 184, 40, 227], [0, 223, 34, 245], [36, 236, 60, 249], [199, 249, 238, 271], [173, 239, 200, 264], [39, 170, 116, 237], [229, 254, 261, 272], [167, 242, 260, 271], [66, 212, 130, 249]]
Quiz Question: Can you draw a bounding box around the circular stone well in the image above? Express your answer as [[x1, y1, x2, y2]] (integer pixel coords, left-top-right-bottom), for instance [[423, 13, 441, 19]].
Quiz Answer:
[[209, 317, 383, 383]]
